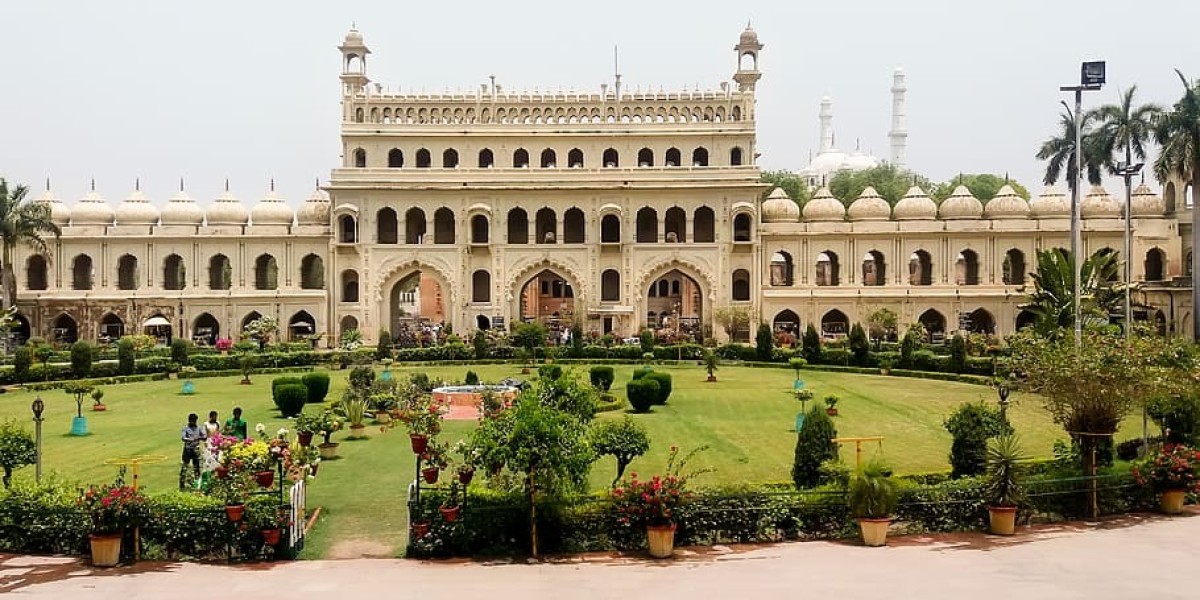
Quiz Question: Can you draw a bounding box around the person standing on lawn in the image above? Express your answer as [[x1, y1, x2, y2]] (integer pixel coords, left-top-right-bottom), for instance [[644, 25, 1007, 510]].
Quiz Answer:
[[224, 406, 248, 440], [180, 413, 206, 490]]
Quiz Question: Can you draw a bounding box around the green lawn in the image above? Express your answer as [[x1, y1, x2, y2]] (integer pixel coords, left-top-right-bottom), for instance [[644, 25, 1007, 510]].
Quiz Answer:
[[0, 363, 1069, 558]]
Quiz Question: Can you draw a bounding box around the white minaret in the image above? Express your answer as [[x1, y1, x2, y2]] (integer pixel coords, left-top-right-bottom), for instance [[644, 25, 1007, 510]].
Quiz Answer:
[[819, 96, 834, 152], [889, 67, 908, 167]]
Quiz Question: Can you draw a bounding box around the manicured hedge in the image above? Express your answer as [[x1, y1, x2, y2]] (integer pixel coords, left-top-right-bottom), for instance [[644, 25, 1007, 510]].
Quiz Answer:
[[625, 379, 658, 413]]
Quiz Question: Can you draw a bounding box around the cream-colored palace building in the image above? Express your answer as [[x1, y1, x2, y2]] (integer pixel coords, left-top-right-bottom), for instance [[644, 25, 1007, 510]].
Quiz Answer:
[[10, 27, 1195, 346]]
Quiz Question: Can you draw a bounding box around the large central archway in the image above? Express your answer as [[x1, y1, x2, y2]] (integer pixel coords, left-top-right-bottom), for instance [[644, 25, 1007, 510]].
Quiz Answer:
[[644, 268, 703, 342], [517, 269, 576, 342], [389, 270, 447, 346]]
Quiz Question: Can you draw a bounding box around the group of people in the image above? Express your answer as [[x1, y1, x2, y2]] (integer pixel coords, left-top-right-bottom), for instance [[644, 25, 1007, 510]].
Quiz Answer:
[[390, 320, 447, 348], [179, 407, 248, 490]]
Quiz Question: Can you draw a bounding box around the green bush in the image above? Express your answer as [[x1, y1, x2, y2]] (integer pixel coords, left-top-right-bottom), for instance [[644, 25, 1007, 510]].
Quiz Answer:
[[348, 365, 375, 389], [755, 323, 774, 361], [473, 330, 488, 360], [376, 329, 392, 361], [464, 370, 479, 385], [641, 371, 672, 404], [626, 379, 659, 413], [69, 342, 93, 379], [802, 324, 821, 364], [848, 460, 899, 519], [631, 366, 653, 380], [170, 338, 192, 366], [1147, 394, 1200, 445], [792, 404, 838, 488], [639, 329, 654, 354], [848, 324, 869, 366], [12, 347, 31, 382], [116, 338, 135, 376], [944, 402, 1009, 478], [302, 372, 331, 404], [538, 363, 563, 380], [275, 384, 308, 418], [948, 334, 968, 373], [271, 376, 304, 409], [588, 366, 614, 391]]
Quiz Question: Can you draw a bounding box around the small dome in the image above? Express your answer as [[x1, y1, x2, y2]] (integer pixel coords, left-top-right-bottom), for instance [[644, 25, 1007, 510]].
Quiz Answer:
[[71, 189, 114, 225], [802, 187, 846, 222], [1131, 183, 1165, 217], [160, 190, 205, 225], [938, 185, 983, 219], [206, 190, 249, 225], [298, 188, 331, 225], [761, 187, 799, 223], [115, 189, 160, 225], [847, 187, 891, 221], [893, 186, 936, 220], [983, 184, 1030, 219], [1082, 185, 1121, 218], [251, 189, 295, 226], [739, 25, 759, 46], [344, 28, 364, 44], [35, 189, 71, 226], [1030, 186, 1070, 218]]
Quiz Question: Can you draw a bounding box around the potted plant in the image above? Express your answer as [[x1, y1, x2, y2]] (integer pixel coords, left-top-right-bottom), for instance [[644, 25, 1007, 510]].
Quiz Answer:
[[454, 440, 478, 484], [371, 392, 396, 425], [848, 460, 899, 547], [406, 399, 443, 455], [516, 347, 531, 374], [611, 445, 709, 559], [294, 412, 318, 447], [91, 389, 106, 412], [165, 360, 181, 380], [341, 395, 370, 438], [824, 394, 840, 417], [984, 434, 1027, 535], [64, 383, 94, 436], [77, 473, 147, 567], [421, 440, 449, 484], [439, 481, 462, 522], [703, 350, 719, 382], [879, 357, 895, 376], [789, 357, 806, 381], [238, 352, 256, 385], [314, 408, 343, 460], [1133, 443, 1200, 514], [215, 337, 233, 354], [411, 520, 431, 540], [212, 471, 251, 522], [250, 506, 288, 547]]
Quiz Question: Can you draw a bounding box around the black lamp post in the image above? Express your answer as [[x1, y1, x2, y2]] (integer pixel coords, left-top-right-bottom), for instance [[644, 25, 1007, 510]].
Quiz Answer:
[[31, 396, 44, 483], [995, 379, 1012, 426], [1060, 60, 1105, 351]]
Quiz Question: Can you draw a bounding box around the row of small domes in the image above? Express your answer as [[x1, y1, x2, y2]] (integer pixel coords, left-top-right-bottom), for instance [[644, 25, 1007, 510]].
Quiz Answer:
[[761, 183, 1166, 223], [33, 186, 331, 227]]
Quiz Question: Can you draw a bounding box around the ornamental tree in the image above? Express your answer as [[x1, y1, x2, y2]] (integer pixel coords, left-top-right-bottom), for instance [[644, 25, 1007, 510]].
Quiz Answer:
[[0, 419, 36, 488], [589, 416, 651, 487]]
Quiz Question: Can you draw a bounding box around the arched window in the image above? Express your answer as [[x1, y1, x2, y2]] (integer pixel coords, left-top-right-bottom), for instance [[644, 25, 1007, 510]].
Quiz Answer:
[[53, 313, 78, 344], [731, 269, 751, 301], [442, 148, 459, 168], [733, 213, 752, 242], [636, 207, 658, 243], [508, 208, 529, 244], [353, 148, 366, 168], [665, 147, 681, 167], [416, 148, 431, 168], [472, 270, 491, 303], [208, 254, 231, 290], [956, 249, 980, 286], [694, 207, 715, 242], [26, 255, 47, 290], [536, 208, 557, 244], [664, 207, 686, 243], [730, 147, 744, 166], [1145, 248, 1166, 281], [163, 254, 186, 290], [339, 214, 357, 243], [540, 148, 557, 168], [1002, 249, 1026, 285], [340, 315, 359, 336], [478, 148, 494, 168], [862, 250, 886, 286], [288, 310, 316, 341], [657, 280, 670, 297], [255, 254, 278, 290], [1164, 182, 1177, 213], [601, 214, 621, 243], [387, 148, 404, 168], [692, 147, 709, 167], [433, 208, 455, 244], [637, 148, 654, 167], [341, 269, 359, 303], [568, 148, 584, 168], [563, 208, 585, 243], [116, 254, 137, 291], [99, 313, 124, 341], [405, 207, 426, 244], [918, 309, 946, 341], [376, 208, 397, 244], [816, 251, 840, 286], [470, 214, 489, 244], [71, 254, 93, 290], [770, 251, 794, 286], [601, 269, 620, 301], [909, 250, 933, 285], [773, 310, 800, 335], [513, 148, 529, 168], [300, 254, 324, 289], [1016, 310, 1037, 331], [821, 309, 850, 337], [967, 308, 996, 335], [602, 148, 619, 168]]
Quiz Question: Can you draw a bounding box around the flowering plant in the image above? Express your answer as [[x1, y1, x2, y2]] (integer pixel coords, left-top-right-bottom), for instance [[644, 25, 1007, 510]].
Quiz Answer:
[[422, 440, 450, 470], [227, 439, 271, 473], [405, 397, 443, 437], [77, 472, 148, 534], [268, 428, 291, 464], [1133, 444, 1200, 493], [215, 338, 233, 352], [611, 445, 710, 527]]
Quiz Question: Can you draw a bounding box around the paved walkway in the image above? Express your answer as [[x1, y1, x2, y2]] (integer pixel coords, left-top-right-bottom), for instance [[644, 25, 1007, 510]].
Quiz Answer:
[[3, 511, 1197, 599]]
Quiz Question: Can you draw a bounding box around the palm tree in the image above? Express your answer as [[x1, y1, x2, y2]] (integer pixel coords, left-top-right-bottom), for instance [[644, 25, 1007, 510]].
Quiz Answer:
[[1091, 86, 1162, 173], [1036, 106, 1105, 193], [0, 179, 61, 309], [1153, 70, 1200, 339], [1019, 248, 1126, 337]]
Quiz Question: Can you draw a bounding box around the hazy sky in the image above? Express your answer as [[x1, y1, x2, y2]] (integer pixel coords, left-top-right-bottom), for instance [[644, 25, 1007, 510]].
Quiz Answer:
[[3, 0, 1199, 207]]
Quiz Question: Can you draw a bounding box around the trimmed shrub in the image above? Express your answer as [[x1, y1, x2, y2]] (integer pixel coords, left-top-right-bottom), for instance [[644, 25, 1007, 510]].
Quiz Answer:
[[69, 342, 93, 379], [755, 323, 774, 362], [275, 384, 308, 417], [464, 370, 479, 385], [271, 376, 304, 409], [348, 365, 375, 389], [642, 371, 672, 404], [626, 378, 659, 413], [473, 330, 488, 360], [802, 324, 821, 364], [116, 339, 134, 376], [631, 366, 653, 380], [792, 404, 838, 489], [848, 324, 869, 366], [13, 347, 31, 382], [376, 329, 392, 361], [170, 338, 191, 366], [639, 329, 654, 354], [538, 364, 563, 381], [588, 366, 614, 392], [948, 334, 968, 373], [944, 402, 1008, 478], [301, 372, 331, 404]]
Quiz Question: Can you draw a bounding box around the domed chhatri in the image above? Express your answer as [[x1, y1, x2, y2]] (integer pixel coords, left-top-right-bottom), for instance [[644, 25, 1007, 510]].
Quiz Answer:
[[760, 187, 799, 223], [847, 186, 891, 221], [739, 24, 759, 46], [1082, 185, 1122, 219], [35, 188, 71, 226], [1030, 186, 1070, 218], [251, 188, 295, 226], [206, 189, 249, 226], [298, 187, 332, 226], [802, 187, 846, 222], [1131, 183, 1165, 217], [938, 185, 983, 220], [115, 189, 160, 225], [983, 184, 1030, 219], [892, 186, 937, 220], [160, 190, 205, 226], [71, 187, 115, 225]]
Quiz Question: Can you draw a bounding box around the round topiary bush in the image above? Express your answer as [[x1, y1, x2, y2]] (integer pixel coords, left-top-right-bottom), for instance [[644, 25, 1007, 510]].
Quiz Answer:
[[272, 377, 304, 409], [538, 364, 563, 381], [589, 366, 615, 392], [170, 338, 192, 366], [642, 371, 672, 404], [70, 341, 93, 379], [13, 346, 32, 382], [116, 338, 135, 376], [302, 372, 331, 404], [464, 370, 480, 385], [626, 378, 660, 413], [275, 384, 308, 418], [631, 366, 653, 380]]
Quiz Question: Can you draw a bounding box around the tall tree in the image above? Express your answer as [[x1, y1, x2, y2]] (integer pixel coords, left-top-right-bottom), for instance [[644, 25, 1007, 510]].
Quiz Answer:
[[1091, 86, 1161, 173], [760, 170, 810, 205], [828, 164, 935, 205], [0, 180, 60, 309], [1035, 106, 1105, 193], [1153, 70, 1200, 340], [930, 174, 1031, 202]]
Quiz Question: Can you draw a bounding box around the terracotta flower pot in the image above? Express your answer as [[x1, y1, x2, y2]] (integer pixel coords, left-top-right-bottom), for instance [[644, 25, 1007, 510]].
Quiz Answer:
[[458, 467, 475, 485], [1161, 489, 1187, 514], [988, 505, 1018, 535], [440, 505, 461, 523], [255, 470, 275, 488], [826, 408, 839, 417], [225, 503, 246, 522], [422, 467, 440, 484], [89, 533, 123, 567], [646, 524, 676, 558], [410, 434, 429, 455], [318, 443, 339, 461], [706, 375, 717, 382], [297, 431, 314, 447], [92, 404, 107, 412], [857, 517, 892, 547], [411, 521, 431, 540], [376, 412, 392, 425], [261, 528, 282, 546]]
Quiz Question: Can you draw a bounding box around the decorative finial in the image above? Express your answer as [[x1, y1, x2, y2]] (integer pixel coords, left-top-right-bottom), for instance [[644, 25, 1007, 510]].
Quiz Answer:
[[90, 178, 95, 192], [270, 178, 275, 192], [224, 178, 229, 192], [314, 177, 320, 190], [45, 177, 50, 191], [179, 177, 184, 192], [1004, 172, 1009, 183], [1140, 172, 1145, 185], [135, 177, 140, 191]]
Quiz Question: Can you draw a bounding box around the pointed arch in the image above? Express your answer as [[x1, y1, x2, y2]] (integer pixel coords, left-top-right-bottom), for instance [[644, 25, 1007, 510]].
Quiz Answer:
[[664, 207, 686, 243], [1003, 249, 1026, 285], [601, 214, 621, 243], [339, 214, 357, 243], [116, 254, 137, 291], [636, 207, 658, 243], [300, 254, 324, 289], [163, 253, 186, 290], [433, 207, 455, 244], [71, 254, 93, 290], [288, 310, 316, 340], [99, 312, 124, 342], [694, 206, 715, 242], [508, 208, 529, 244], [254, 254, 278, 290], [377, 207, 398, 244], [415, 148, 431, 168], [563, 207, 585, 244], [773, 309, 800, 335], [478, 148, 494, 168], [341, 269, 359, 303], [731, 269, 751, 301], [820, 309, 849, 337], [816, 251, 841, 286], [25, 255, 48, 291], [193, 312, 220, 346], [470, 214, 489, 244], [387, 148, 404, 168], [909, 250, 933, 286], [208, 254, 232, 290], [405, 207, 426, 244]]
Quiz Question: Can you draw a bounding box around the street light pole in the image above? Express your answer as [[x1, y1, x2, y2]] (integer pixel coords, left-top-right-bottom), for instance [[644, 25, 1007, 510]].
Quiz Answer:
[[1115, 161, 1144, 339], [1061, 61, 1105, 351], [31, 397, 44, 484]]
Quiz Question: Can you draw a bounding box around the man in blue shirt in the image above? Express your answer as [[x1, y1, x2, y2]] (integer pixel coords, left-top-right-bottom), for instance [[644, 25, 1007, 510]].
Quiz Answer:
[[179, 413, 206, 490]]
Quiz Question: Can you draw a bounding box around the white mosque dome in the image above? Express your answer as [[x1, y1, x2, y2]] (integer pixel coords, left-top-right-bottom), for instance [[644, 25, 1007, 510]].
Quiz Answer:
[[847, 186, 891, 221], [1030, 186, 1070, 218], [938, 185, 983, 219], [1131, 183, 1165, 217], [1082, 185, 1121, 218], [298, 188, 331, 225], [35, 189, 71, 226], [892, 186, 936, 220], [760, 187, 800, 223], [115, 189, 160, 225], [72, 189, 115, 225], [843, 151, 881, 171], [983, 184, 1030, 219], [802, 187, 846, 222], [206, 190, 249, 225], [161, 190, 205, 225], [251, 189, 295, 226]]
